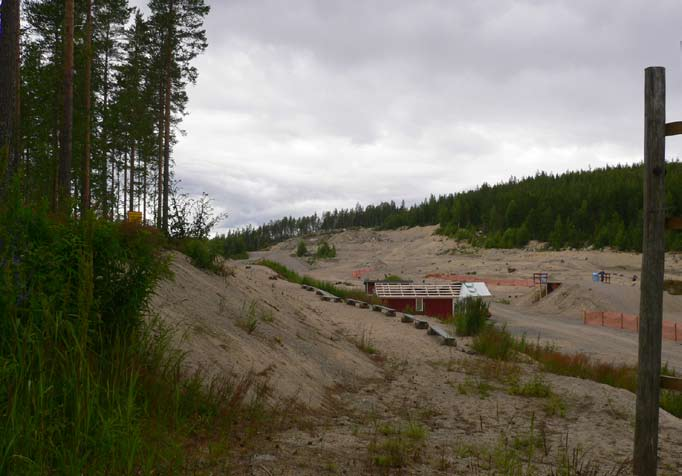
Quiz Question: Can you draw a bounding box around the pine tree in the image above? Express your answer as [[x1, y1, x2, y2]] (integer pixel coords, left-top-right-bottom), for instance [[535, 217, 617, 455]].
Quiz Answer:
[[56, 0, 75, 213], [148, 0, 209, 233], [0, 0, 21, 193]]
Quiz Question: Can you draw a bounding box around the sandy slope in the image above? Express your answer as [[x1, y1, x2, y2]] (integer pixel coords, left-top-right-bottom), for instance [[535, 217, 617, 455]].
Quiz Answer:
[[150, 237, 682, 474]]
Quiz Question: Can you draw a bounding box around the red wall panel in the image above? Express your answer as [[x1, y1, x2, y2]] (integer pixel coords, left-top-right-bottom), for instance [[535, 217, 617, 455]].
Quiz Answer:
[[424, 299, 453, 319]]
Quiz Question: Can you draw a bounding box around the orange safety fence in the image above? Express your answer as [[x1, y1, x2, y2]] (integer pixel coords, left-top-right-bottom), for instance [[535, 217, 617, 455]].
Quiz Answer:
[[352, 268, 372, 279], [426, 273, 535, 287], [583, 310, 681, 342]]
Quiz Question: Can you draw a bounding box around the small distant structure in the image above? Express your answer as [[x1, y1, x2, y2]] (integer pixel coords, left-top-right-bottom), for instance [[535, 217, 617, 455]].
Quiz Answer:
[[533, 272, 561, 298], [592, 271, 611, 284], [373, 282, 491, 319], [363, 277, 413, 295]]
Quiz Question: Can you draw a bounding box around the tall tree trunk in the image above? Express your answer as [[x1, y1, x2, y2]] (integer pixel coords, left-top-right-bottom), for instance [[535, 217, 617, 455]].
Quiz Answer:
[[162, 63, 172, 234], [101, 26, 111, 216], [111, 159, 116, 219], [123, 151, 128, 217], [0, 0, 21, 193], [129, 141, 135, 212], [81, 0, 93, 212], [143, 155, 147, 222], [157, 83, 164, 228], [57, 0, 75, 214], [161, 3, 176, 234]]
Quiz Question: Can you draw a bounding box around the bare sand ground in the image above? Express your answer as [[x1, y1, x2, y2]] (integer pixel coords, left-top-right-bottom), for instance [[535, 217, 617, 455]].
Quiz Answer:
[[252, 226, 682, 372], [150, 235, 682, 474]]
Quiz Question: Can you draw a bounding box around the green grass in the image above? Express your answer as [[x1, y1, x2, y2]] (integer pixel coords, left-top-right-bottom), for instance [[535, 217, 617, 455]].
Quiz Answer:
[[356, 328, 378, 355], [472, 324, 516, 361], [457, 377, 494, 399], [257, 259, 381, 304], [510, 375, 552, 398], [369, 421, 428, 468]]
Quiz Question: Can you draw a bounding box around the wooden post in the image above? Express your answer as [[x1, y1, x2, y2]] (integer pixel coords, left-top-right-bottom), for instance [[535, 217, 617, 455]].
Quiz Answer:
[[621, 313, 624, 329], [634, 66, 667, 476], [602, 311, 605, 327]]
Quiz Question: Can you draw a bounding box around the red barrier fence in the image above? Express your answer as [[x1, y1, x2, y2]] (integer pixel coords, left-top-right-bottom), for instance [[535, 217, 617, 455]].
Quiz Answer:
[[426, 273, 535, 287], [583, 310, 680, 342]]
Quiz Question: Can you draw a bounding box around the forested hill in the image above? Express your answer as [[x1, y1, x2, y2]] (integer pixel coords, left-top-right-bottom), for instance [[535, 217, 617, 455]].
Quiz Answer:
[[216, 163, 682, 255]]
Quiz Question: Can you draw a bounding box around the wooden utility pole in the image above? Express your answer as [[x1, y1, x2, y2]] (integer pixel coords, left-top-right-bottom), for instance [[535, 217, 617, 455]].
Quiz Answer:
[[634, 66, 667, 476]]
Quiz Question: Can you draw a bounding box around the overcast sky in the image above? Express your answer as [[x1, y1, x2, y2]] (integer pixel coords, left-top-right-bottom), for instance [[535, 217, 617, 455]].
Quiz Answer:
[[167, 0, 682, 232]]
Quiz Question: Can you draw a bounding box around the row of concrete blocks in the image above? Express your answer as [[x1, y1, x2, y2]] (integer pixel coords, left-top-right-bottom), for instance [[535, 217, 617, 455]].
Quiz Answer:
[[300, 284, 456, 347]]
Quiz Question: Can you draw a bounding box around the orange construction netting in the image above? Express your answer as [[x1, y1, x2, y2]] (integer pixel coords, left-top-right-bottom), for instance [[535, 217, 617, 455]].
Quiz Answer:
[[583, 311, 681, 342]]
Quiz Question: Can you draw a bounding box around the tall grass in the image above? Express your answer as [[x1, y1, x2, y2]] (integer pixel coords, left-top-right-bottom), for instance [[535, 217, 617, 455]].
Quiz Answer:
[[258, 259, 381, 304], [454, 297, 489, 336], [0, 197, 266, 473]]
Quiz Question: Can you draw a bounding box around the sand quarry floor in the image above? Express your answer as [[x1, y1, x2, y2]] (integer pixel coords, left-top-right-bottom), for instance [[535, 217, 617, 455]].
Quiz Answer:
[[151, 227, 682, 475]]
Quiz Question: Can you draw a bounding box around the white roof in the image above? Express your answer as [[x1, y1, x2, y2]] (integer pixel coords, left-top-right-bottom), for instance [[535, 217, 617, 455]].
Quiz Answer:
[[459, 282, 492, 299], [374, 283, 461, 298]]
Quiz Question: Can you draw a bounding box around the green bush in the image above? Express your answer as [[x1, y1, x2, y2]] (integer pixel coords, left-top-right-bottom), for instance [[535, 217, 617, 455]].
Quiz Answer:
[[296, 240, 308, 257], [315, 240, 336, 259], [454, 297, 489, 336], [180, 238, 223, 273]]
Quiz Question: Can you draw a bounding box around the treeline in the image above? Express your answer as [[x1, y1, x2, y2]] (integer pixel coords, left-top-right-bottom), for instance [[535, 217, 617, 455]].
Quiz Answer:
[[1, 0, 208, 231], [216, 163, 682, 255]]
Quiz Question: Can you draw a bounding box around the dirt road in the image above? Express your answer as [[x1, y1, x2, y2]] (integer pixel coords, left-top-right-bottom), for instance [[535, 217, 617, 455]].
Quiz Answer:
[[490, 304, 682, 372]]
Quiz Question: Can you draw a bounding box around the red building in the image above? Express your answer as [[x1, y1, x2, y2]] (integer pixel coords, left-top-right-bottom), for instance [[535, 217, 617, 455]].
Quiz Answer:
[[374, 283, 462, 319]]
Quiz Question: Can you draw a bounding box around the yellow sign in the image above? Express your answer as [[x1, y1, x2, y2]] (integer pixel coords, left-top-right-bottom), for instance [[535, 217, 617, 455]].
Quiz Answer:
[[128, 211, 143, 224]]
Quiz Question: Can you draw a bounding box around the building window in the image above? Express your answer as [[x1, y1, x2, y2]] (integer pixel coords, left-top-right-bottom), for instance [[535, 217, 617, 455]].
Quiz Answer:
[[416, 298, 423, 312]]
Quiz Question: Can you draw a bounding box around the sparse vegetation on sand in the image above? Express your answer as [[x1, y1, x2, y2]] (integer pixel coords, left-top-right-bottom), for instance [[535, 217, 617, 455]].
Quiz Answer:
[[472, 324, 682, 418], [664, 279, 682, 295], [368, 420, 428, 468], [257, 259, 381, 303], [356, 328, 378, 355]]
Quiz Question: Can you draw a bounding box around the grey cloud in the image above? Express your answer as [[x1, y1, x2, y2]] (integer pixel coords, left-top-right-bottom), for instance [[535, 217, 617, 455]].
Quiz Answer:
[[167, 0, 682, 231]]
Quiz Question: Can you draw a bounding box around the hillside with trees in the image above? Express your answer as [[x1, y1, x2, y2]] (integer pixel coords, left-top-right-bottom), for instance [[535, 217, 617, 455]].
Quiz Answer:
[[215, 163, 682, 255]]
